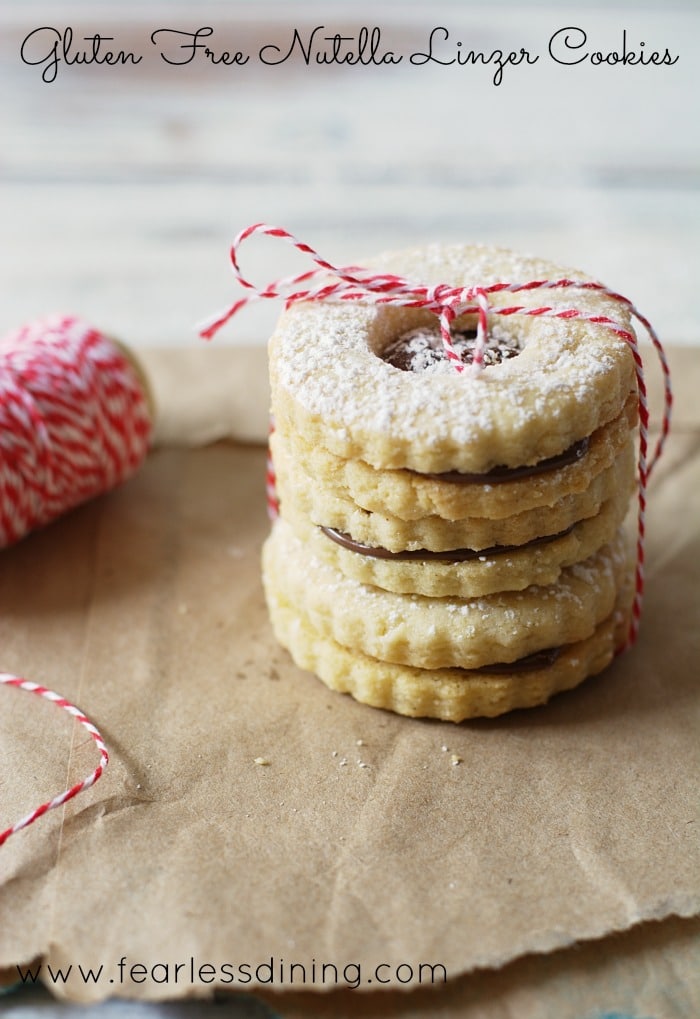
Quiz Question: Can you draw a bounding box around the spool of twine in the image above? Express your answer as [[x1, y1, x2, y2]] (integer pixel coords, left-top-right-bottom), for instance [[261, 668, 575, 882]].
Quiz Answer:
[[0, 313, 152, 548]]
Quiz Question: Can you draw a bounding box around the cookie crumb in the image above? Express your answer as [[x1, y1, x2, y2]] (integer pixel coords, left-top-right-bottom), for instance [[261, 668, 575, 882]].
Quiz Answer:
[[254, 757, 271, 766], [450, 754, 463, 766], [356, 738, 365, 746], [331, 750, 338, 758]]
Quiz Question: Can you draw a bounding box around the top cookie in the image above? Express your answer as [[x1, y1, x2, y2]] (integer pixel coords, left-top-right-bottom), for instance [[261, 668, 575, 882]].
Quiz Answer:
[[269, 243, 637, 474]]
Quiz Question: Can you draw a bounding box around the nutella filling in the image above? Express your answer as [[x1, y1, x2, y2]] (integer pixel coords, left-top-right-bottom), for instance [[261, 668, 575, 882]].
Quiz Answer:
[[470, 646, 561, 674], [320, 524, 575, 562], [382, 325, 521, 372], [423, 437, 590, 485]]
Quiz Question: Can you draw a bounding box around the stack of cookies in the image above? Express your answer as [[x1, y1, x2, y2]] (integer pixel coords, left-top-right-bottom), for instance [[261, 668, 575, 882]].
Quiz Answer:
[[262, 243, 638, 720]]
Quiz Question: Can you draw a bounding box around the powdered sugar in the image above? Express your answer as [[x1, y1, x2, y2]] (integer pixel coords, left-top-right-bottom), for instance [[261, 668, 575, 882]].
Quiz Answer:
[[269, 243, 635, 473]]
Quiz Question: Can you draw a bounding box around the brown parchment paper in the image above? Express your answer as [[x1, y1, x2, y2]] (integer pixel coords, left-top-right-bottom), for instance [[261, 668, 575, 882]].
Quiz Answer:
[[0, 346, 698, 1009]]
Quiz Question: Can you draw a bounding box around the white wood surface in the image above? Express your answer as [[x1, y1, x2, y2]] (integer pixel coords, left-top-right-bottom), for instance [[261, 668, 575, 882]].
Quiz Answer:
[[1, 1, 698, 349]]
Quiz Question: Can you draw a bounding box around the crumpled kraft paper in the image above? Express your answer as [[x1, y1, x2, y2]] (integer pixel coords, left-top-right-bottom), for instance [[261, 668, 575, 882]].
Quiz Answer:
[[0, 345, 698, 1008], [137, 345, 270, 448]]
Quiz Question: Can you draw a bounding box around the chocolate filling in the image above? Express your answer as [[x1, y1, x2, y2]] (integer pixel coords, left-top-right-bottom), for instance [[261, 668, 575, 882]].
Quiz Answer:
[[470, 647, 561, 674], [422, 436, 590, 485], [320, 523, 575, 562], [382, 326, 520, 372]]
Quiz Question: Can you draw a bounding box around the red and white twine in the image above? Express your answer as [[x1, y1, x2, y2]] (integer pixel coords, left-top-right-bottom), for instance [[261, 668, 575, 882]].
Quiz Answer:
[[0, 314, 152, 548], [200, 222, 673, 648], [1, 315, 151, 846], [0, 674, 109, 848], [266, 418, 279, 520]]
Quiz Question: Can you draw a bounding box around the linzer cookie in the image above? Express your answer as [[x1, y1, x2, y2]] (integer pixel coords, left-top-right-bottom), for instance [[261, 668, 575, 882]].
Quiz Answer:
[[271, 428, 635, 552], [255, 238, 650, 721], [267, 250, 637, 474], [280, 487, 633, 599], [264, 586, 632, 721], [263, 519, 629, 672], [273, 393, 638, 523]]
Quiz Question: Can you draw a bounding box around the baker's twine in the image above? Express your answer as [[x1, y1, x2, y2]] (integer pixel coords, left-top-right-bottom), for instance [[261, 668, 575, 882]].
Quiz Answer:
[[0, 314, 152, 548], [1, 314, 151, 847], [0, 676, 109, 848], [200, 222, 673, 650]]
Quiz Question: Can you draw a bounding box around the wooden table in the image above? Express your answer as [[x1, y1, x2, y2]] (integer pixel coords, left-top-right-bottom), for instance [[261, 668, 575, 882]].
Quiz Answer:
[[1, 1, 698, 350]]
